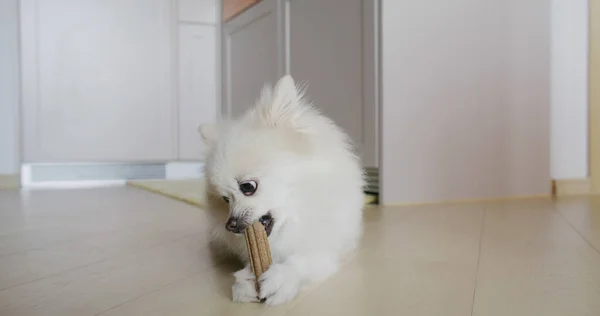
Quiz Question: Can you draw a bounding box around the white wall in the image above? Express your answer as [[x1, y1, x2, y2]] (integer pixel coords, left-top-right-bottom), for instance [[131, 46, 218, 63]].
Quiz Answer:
[[0, 0, 20, 175], [551, 0, 589, 180], [381, 0, 551, 204]]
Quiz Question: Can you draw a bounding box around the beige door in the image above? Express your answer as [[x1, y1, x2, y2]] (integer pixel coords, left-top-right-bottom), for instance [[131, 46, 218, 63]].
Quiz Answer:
[[592, 0, 600, 192]]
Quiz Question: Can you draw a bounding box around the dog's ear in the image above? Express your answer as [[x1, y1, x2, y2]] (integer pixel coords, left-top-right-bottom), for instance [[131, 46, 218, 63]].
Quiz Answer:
[[272, 74, 299, 105], [257, 75, 306, 128], [198, 123, 219, 147]]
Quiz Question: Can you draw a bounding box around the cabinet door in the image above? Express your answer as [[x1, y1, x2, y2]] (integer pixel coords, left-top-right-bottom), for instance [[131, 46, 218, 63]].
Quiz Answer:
[[178, 24, 217, 160], [178, 0, 216, 24], [286, 0, 378, 167], [222, 0, 282, 118], [20, 0, 176, 162]]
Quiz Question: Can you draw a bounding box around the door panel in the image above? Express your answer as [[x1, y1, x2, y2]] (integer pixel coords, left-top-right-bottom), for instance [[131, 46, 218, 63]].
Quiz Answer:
[[221, 0, 379, 168], [222, 0, 280, 118], [287, 0, 378, 167], [21, 0, 176, 162]]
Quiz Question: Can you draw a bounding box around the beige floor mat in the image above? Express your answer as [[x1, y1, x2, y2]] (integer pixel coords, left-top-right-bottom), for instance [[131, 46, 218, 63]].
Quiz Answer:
[[128, 179, 208, 207], [128, 179, 377, 207]]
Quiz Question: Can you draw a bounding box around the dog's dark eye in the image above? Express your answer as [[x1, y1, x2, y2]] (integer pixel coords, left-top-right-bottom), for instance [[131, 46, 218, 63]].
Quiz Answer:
[[222, 196, 230, 204], [239, 180, 258, 196]]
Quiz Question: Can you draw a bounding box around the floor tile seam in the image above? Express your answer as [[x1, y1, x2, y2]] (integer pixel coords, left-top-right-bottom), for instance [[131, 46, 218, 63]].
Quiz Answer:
[[94, 260, 224, 316], [470, 208, 487, 316], [550, 203, 600, 256], [0, 231, 206, 294]]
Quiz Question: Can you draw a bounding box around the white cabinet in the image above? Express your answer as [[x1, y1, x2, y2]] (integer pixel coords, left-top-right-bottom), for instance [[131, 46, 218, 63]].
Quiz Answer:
[[21, 0, 176, 162], [221, 0, 379, 167], [20, 0, 218, 163], [178, 0, 216, 24], [178, 24, 217, 160]]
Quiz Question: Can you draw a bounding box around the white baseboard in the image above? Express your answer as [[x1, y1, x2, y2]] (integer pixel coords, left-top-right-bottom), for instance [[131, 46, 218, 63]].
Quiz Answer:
[[552, 178, 598, 196], [20, 161, 205, 189], [165, 162, 204, 179]]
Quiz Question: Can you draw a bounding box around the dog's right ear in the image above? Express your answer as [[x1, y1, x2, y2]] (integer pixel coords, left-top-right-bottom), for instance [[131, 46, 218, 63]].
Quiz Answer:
[[198, 124, 219, 147]]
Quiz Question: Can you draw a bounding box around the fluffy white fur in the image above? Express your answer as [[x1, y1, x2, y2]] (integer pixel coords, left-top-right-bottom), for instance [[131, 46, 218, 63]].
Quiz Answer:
[[200, 75, 364, 305]]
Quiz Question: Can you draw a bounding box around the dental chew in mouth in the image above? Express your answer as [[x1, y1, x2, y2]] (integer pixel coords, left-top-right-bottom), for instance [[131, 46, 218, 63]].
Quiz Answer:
[[244, 221, 272, 302]]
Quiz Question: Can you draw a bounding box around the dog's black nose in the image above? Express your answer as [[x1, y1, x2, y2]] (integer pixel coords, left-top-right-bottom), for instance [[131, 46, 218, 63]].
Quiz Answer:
[[225, 217, 245, 233], [225, 217, 238, 231]]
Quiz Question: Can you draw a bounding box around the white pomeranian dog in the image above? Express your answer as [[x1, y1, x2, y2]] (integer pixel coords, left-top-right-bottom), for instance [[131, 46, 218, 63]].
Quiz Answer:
[[199, 75, 364, 305]]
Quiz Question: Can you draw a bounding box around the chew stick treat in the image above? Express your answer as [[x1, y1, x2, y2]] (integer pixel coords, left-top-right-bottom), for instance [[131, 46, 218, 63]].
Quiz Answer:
[[244, 221, 272, 294]]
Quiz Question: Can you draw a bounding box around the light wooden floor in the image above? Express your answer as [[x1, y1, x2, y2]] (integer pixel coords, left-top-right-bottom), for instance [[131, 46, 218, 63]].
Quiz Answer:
[[0, 187, 599, 316]]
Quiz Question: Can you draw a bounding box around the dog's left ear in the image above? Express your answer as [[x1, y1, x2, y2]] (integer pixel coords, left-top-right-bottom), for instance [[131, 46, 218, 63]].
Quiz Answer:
[[258, 74, 304, 127], [198, 123, 219, 147]]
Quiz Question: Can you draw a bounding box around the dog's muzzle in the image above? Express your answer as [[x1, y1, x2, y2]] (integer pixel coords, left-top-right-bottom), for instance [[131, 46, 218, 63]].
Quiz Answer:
[[225, 213, 274, 236], [225, 216, 247, 234]]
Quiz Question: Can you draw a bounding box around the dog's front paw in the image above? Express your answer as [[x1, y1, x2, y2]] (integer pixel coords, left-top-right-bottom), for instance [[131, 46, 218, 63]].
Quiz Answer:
[[232, 266, 259, 303], [259, 264, 300, 305]]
